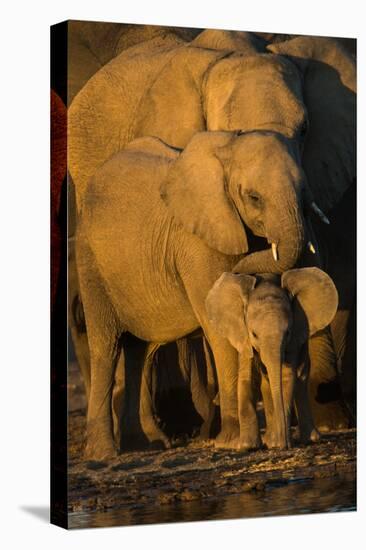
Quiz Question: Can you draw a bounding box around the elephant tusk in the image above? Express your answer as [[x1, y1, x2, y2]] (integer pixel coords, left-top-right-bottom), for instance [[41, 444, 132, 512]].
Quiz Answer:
[[271, 242, 278, 261], [311, 202, 330, 225], [308, 241, 316, 254]]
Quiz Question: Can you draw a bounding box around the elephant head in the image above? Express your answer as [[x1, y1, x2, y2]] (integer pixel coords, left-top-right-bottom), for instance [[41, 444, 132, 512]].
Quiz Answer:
[[69, 31, 355, 235], [205, 267, 338, 448], [161, 130, 309, 273], [140, 31, 355, 220]]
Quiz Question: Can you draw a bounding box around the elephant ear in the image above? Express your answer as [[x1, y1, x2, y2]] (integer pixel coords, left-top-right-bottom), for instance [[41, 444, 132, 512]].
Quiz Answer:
[[268, 37, 356, 212], [282, 267, 338, 337], [205, 273, 256, 356], [160, 132, 248, 255], [135, 46, 226, 148]]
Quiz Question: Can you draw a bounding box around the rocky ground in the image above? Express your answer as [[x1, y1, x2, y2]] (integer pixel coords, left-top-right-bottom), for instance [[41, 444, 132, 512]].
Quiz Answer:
[[67, 362, 356, 528]]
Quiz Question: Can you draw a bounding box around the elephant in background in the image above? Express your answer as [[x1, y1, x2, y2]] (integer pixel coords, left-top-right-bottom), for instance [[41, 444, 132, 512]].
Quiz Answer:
[[255, 33, 356, 57], [67, 21, 201, 105], [69, 31, 355, 221], [205, 269, 338, 449], [76, 129, 328, 459], [113, 332, 217, 452]]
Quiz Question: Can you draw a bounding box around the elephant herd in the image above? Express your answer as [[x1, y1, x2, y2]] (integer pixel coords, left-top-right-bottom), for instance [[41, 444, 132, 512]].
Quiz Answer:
[[51, 22, 356, 461]]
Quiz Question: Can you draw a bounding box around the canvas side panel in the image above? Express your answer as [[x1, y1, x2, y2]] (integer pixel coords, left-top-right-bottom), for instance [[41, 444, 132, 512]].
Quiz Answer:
[[50, 20, 68, 530]]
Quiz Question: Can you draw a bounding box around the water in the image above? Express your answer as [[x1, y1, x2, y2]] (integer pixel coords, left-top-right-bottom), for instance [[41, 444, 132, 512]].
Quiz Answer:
[[68, 473, 356, 529]]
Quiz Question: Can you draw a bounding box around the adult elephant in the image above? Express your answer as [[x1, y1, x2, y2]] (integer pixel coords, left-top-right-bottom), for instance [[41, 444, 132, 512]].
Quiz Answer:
[[69, 30, 356, 428], [77, 131, 317, 459], [67, 24, 203, 411]]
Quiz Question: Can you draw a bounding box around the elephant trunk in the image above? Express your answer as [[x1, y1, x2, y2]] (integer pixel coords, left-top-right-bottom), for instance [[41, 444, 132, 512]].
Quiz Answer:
[[233, 195, 306, 275], [264, 346, 291, 450]]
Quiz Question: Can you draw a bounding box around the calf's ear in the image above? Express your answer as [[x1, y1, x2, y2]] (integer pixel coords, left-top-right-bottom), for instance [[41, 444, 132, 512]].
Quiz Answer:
[[205, 272, 256, 356], [282, 267, 338, 337]]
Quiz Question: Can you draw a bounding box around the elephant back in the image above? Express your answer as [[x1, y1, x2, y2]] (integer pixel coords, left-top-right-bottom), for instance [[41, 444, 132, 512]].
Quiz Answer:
[[67, 21, 198, 105], [68, 35, 186, 210]]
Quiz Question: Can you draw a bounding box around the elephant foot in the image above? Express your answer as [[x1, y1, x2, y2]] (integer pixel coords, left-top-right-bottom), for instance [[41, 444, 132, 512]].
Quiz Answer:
[[214, 417, 240, 449], [197, 417, 215, 441], [262, 429, 274, 449], [141, 415, 171, 449], [312, 401, 349, 432], [309, 428, 321, 442], [84, 440, 118, 461], [310, 381, 350, 431], [85, 418, 118, 461], [317, 421, 348, 433], [262, 429, 291, 450], [121, 421, 171, 452], [145, 429, 171, 450], [298, 427, 321, 444], [237, 430, 262, 451]]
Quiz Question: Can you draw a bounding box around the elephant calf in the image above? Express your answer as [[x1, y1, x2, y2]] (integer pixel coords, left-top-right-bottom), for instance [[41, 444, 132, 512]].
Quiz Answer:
[[205, 269, 338, 449]]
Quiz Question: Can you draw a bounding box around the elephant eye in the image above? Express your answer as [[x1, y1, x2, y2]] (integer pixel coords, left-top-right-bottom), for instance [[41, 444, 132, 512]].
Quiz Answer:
[[247, 192, 262, 207], [251, 331, 258, 339]]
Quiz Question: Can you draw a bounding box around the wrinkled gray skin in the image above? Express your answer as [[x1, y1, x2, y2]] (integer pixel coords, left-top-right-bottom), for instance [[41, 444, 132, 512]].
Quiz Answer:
[[69, 30, 355, 429], [77, 131, 323, 460], [205, 270, 338, 449]]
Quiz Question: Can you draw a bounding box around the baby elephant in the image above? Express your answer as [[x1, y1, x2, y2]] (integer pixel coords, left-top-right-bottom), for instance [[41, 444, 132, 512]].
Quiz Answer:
[[205, 268, 338, 450]]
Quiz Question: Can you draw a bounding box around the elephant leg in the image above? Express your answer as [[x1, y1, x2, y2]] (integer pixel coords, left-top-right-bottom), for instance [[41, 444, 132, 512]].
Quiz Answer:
[[331, 309, 350, 367], [201, 328, 240, 449], [309, 186, 355, 429], [176, 338, 191, 384], [83, 318, 120, 460], [139, 342, 171, 449], [308, 327, 349, 431], [260, 373, 274, 448], [112, 348, 125, 449], [331, 304, 356, 424], [237, 355, 261, 450], [200, 337, 217, 438], [176, 337, 216, 439], [77, 241, 120, 460], [260, 366, 294, 448], [70, 319, 90, 402], [294, 366, 321, 444], [68, 240, 91, 401], [121, 338, 171, 451], [180, 270, 241, 449], [341, 303, 356, 423]]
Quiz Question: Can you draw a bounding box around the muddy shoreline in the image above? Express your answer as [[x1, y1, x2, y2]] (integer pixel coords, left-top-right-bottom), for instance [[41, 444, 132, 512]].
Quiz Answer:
[[67, 363, 356, 528]]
